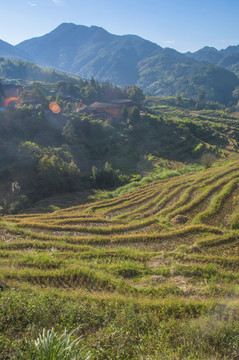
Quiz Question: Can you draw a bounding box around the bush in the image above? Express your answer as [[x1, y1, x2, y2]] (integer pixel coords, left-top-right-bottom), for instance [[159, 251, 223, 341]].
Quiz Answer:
[[8, 196, 30, 214], [39, 155, 80, 194], [200, 153, 217, 168], [129, 106, 140, 122], [92, 162, 122, 189], [13, 327, 90, 360]]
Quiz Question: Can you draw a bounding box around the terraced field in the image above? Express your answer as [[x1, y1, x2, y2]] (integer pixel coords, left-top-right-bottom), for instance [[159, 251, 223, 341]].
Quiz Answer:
[[1, 159, 239, 359]]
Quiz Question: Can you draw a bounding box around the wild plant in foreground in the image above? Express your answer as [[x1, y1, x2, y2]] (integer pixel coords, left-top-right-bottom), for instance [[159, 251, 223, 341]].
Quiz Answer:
[[13, 327, 90, 360]]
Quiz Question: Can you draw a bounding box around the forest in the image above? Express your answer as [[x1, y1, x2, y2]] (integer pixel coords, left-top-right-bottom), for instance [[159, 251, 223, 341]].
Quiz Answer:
[[1, 77, 237, 215]]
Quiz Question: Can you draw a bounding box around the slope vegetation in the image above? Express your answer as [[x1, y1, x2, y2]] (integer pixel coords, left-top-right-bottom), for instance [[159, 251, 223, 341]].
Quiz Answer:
[[0, 58, 84, 84], [1, 159, 239, 359]]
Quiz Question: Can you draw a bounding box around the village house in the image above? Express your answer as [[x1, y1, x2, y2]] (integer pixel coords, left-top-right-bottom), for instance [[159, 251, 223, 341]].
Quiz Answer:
[[86, 99, 136, 119]]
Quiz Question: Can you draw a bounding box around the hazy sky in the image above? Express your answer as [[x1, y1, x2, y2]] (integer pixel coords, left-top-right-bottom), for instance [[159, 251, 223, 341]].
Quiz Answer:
[[1, 0, 239, 52]]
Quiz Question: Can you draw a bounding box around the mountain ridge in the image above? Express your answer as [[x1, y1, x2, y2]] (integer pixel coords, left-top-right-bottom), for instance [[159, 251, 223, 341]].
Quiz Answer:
[[185, 45, 239, 77], [0, 23, 238, 102], [0, 39, 31, 61], [16, 23, 162, 86]]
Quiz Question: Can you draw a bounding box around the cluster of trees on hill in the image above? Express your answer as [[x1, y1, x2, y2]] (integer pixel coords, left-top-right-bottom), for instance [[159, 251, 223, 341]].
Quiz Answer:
[[0, 58, 85, 84], [0, 79, 143, 212], [0, 58, 145, 105], [0, 84, 231, 214], [54, 79, 144, 105]]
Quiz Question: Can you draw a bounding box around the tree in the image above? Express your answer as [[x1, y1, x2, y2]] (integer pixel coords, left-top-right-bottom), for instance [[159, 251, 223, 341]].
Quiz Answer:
[[90, 77, 97, 88], [33, 82, 49, 109], [84, 86, 97, 103], [121, 104, 128, 120], [198, 91, 206, 104], [39, 154, 80, 194], [2, 181, 30, 214], [19, 141, 42, 162], [92, 162, 120, 189], [130, 106, 140, 122], [176, 96, 182, 107], [200, 153, 217, 168], [62, 120, 77, 144], [126, 86, 145, 106]]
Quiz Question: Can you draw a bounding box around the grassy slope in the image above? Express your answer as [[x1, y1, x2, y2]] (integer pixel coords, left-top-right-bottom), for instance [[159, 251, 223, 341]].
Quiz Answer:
[[145, 100, 239, 160], [1, 157, 239, 359]]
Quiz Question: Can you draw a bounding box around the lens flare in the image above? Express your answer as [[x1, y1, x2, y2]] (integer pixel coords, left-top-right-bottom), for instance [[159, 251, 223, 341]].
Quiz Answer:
[[5, 97, 20, 107], [49, 101, 61, 114]]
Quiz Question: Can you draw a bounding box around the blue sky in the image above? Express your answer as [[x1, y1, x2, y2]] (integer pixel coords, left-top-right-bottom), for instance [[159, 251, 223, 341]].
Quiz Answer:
[[1, 0, 239, 52]]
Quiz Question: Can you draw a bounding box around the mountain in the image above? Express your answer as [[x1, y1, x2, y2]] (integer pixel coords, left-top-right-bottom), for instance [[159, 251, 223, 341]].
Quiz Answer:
[[0, 39, 31, 61], [185, 46, 223, 64], [10, 24, 239, 102], [137, 48, 239, 103], [186, 45, 239, 77], [17, 23, 162, 85]]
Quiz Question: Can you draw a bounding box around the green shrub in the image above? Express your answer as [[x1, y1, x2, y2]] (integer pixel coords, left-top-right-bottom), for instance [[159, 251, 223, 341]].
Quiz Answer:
[[200, 153, 217, 168], [92, 162, 123, 189], [13, 327, 90, 360]]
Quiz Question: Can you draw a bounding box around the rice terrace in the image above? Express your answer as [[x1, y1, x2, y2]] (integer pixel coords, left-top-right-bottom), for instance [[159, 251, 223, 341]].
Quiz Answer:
[[1, 7, 239, 357], [1, 155, 239, 359]]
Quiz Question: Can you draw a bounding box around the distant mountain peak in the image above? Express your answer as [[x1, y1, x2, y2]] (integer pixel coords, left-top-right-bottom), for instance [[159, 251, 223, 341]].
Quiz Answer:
[[3, 23, 237, 103], [56, 22, 77, 28], [201, 46, 218, 51], [90, 25, 107, 31], [185, 43, 239, 78]]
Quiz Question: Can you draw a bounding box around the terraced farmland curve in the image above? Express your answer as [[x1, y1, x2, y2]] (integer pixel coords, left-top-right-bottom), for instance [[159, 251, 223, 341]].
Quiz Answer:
[[1, 159, 239, 359]]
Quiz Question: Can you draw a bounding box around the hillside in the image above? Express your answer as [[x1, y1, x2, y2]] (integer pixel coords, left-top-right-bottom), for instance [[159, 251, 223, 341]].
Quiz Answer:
[[0, 58, 85, 84], [0, 39, 30, 61], [15, 23, 239, 103], [1, 158, 239, 359], [1, 92, 239, 357], [2, 89, 239, 216], [1, 56, 237, 105], [137, 49, 239, 103], [186, 45, 239, 77]]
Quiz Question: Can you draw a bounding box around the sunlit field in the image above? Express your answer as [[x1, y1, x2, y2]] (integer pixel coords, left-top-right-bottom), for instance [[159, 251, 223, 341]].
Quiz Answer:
[[1, 158, 239, 359]]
